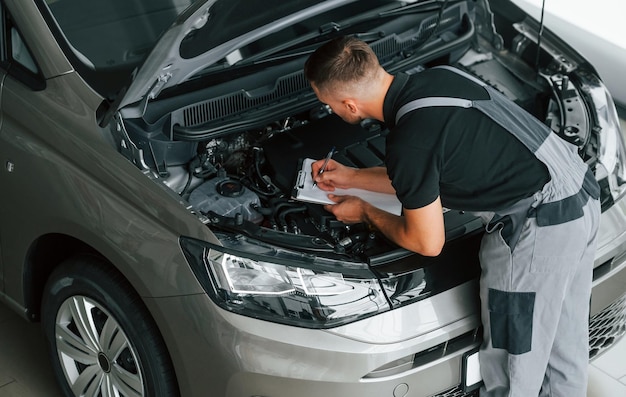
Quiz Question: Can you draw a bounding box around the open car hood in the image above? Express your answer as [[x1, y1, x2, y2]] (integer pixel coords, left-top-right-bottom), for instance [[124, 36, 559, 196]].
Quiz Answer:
[[117, 0, 355, 117], [117, 0, 213, 114]]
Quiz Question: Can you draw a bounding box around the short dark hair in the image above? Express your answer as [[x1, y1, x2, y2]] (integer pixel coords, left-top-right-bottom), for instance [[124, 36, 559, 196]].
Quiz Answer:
[[304, 36, 380, 93]]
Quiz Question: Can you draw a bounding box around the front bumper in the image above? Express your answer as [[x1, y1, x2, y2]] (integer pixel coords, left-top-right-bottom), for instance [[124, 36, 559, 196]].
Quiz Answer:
[[144, 280, 481, 397], [146, 197, 626, 397]]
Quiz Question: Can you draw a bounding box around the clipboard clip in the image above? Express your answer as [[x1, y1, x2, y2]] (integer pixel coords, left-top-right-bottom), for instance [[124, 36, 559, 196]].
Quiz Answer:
[[296, 169, 307, 189]]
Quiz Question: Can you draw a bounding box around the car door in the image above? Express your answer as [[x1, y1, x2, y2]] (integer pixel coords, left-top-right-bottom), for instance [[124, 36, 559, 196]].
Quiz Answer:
[[0, 3, 5, 284], [0, 1, 46, 295]]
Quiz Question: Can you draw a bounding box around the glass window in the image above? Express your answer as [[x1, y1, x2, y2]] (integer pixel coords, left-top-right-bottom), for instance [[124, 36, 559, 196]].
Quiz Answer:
[[11, 27, 37, 73], [44, 0, 193, 70], [0, 4, 43, 89], [39, 0, 194, 98]]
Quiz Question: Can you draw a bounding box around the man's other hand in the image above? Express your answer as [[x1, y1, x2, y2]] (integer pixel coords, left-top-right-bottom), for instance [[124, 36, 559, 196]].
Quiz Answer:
[[323, 194, 367, 223]]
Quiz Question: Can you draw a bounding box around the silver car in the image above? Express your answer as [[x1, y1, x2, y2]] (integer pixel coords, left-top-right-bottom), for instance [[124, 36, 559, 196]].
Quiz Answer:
[[1, 1, 625, 396]]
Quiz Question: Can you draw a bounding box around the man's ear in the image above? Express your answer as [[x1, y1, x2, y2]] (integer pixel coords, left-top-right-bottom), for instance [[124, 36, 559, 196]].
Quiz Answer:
[[342, 99, 358, 114]]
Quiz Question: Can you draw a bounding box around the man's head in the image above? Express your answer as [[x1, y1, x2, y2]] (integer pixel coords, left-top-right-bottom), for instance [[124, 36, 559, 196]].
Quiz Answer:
[[304, 36, 390, 123]]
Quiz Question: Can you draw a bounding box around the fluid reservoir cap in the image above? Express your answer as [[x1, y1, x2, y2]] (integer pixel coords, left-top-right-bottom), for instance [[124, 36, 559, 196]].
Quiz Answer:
[[216, 179, 244, 197]]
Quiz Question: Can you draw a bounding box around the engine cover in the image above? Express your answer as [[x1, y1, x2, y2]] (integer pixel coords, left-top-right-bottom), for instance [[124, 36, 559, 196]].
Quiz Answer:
[[189, 176, 263, 224]]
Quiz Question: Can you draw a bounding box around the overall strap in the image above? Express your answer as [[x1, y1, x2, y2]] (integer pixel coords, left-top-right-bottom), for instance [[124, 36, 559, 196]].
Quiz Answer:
[[432, 65, 488, 87], [394, 66, 484, 124], [395, 97, 472, 124]]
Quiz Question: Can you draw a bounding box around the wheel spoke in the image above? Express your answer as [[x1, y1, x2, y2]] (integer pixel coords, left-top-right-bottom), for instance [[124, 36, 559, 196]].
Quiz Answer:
[[110, 364, 143, 397], [66, 296, 101, 351], [100, 316, 127, 359], [71, 363, 102, 396], [56, 322, 98, 365], [101, 374, 119, 397]]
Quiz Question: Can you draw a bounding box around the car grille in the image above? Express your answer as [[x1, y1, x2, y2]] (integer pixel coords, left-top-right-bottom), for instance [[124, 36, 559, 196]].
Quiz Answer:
[[589, 293, 626, 359], [429, 294, 626, 396], [431, 386, 479, 397]]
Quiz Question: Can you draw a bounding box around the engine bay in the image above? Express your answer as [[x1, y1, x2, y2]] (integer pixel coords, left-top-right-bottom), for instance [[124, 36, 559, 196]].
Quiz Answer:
[[118, 56, 556, 262], [113, 0, 598, 262]]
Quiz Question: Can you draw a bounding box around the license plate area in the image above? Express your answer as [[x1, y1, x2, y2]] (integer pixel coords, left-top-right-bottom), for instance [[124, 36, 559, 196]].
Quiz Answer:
[[461, 347, 483, 392]]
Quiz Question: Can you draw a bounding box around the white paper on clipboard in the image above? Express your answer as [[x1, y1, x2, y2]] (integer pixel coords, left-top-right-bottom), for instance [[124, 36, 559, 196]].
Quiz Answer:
[[292, 158, 402, 216]]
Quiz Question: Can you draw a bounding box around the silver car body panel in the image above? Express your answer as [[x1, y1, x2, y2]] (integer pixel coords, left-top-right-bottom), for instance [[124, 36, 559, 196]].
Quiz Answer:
[[0, 1, 625, 396]]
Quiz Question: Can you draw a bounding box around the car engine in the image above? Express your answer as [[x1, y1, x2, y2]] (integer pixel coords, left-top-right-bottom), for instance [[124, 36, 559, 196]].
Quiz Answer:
[[113, 0, 607, 262]]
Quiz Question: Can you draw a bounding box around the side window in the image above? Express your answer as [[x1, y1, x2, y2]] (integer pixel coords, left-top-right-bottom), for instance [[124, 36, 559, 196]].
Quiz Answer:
[[10, 28, 38, 74], [0, 3, 44, 90]]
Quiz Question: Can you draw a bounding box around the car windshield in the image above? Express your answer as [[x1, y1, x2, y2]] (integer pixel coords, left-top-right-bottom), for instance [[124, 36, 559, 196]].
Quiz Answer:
[[44, 0, 193, 70], [41, 0, 328, 98], [179, 0, 393, 77]]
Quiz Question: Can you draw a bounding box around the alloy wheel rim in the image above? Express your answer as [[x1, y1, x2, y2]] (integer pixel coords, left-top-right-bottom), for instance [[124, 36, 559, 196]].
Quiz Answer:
[[55, 295, 145, 397]]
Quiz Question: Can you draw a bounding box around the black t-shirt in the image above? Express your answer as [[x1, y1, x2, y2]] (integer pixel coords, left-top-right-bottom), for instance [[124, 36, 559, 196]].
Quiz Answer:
[[383, 68, 550, 212]]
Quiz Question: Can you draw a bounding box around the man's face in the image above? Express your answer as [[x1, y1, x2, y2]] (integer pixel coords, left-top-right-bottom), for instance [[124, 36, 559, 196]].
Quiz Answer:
[[311, 84, 362, 125]]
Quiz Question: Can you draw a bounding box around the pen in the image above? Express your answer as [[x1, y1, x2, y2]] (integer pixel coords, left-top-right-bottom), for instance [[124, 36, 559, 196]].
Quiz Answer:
[[313, 146, 335, 187]]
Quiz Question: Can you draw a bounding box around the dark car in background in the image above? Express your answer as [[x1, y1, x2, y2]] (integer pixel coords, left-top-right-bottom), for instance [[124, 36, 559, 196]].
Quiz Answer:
[[1, 1, 626, 396]]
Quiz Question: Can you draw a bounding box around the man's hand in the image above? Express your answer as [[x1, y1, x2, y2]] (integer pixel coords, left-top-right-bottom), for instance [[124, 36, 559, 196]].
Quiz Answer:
[[323, 194, 368, 223], [311, 159, 356, 191], [325, 194, 446, 257], [311, 160, 396, 194]]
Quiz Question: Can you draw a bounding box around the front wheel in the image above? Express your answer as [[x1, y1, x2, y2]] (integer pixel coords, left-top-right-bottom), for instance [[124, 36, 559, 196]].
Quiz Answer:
[[41, 255, 179, 397]]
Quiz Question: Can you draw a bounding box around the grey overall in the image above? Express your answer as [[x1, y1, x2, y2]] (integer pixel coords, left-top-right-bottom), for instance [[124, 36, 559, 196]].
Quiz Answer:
[[396, 66, 601, 397]]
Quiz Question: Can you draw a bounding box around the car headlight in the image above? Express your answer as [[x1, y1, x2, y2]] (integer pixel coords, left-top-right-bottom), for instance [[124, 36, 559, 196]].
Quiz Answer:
[[584, 76, 626, 207], [180, 234, 390, 328]]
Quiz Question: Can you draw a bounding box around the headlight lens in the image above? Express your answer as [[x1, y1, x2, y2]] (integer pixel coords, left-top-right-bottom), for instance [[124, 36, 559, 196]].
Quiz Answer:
[[585, 78, 626, 206], [180, 234, 390, 328]]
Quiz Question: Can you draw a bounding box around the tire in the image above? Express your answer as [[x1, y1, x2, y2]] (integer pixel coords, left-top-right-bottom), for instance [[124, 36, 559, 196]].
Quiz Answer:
[[41, 255, 179, 397]]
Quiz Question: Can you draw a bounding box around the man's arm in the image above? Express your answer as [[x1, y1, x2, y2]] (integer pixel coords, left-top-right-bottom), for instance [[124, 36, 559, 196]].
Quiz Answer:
[[326, 195, 445, 256], [312, 159, 395, 194]]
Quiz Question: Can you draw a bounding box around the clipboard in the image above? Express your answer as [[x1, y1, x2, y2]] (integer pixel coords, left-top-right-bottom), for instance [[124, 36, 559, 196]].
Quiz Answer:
[[292, 158, 402, 216]]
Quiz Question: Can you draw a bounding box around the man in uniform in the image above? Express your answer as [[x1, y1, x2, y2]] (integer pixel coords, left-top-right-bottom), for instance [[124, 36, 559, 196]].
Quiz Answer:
[[304, 36, 600, 397]]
